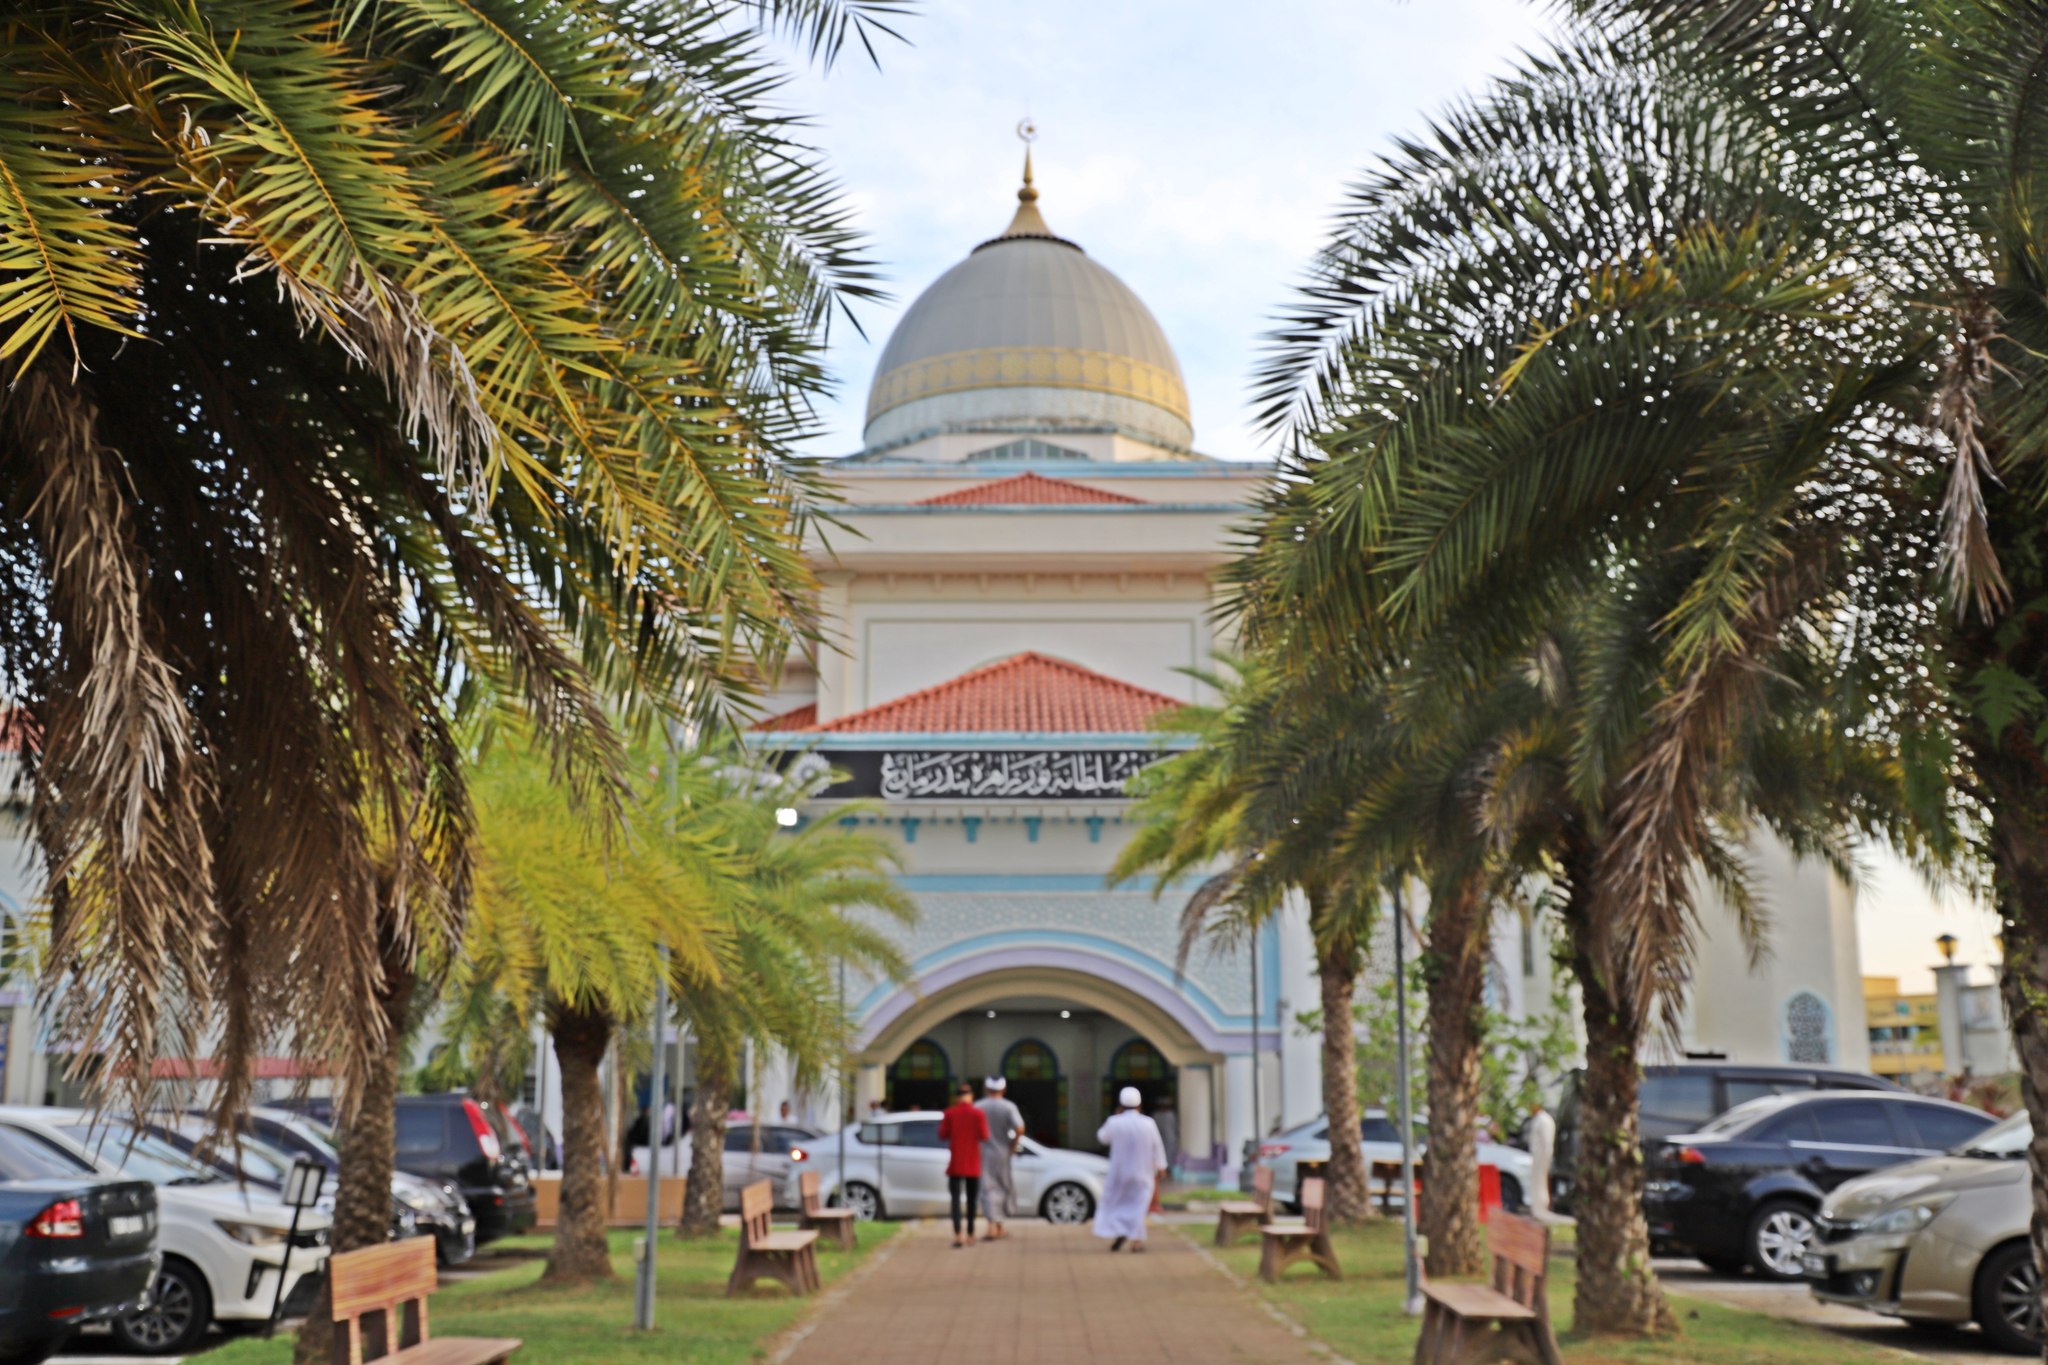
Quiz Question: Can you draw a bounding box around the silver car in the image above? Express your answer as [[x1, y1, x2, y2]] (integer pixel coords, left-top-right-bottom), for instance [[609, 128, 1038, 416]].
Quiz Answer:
[[790, 1112, 1107, 1224], [1249, 1110, 1534, 1211], [1807, 1111, 2037, 1354]]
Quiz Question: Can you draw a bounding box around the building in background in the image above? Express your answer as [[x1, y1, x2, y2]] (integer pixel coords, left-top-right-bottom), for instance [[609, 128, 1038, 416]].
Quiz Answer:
[[1933, 951, 2018, 1083], [1863, 976, 1945, 1088]]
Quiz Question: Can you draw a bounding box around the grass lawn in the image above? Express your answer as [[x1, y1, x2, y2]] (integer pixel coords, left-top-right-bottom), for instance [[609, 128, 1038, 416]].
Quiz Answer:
[[202, 1221, 898, 1365], [1198, 1219, 1907, 1365]]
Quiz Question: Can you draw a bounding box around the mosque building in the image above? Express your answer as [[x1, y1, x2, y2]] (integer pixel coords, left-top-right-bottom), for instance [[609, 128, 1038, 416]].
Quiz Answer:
[[740, 147, 1874, 1180]]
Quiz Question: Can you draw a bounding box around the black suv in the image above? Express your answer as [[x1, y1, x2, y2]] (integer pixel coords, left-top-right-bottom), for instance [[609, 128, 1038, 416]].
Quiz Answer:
[[1643, 1091, 1994, 1278], [1550, 1062, 1901, 1213], [392, 1095, 536, 1246]]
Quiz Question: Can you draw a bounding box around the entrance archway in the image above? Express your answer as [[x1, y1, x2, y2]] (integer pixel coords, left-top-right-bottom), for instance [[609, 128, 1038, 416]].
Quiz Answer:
[[1000, 1038, 1065, 1146], [1103, 1038, 1174, 1118]]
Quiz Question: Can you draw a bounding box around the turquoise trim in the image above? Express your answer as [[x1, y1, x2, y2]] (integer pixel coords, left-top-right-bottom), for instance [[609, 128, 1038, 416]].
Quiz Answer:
[[896, 874, 1203, 892]]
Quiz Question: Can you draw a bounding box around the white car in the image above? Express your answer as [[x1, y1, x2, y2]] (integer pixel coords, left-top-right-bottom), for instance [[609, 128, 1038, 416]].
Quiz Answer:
[[0, 1107, 331, 1355], [1250, 1110, 1535, 1212], [789, 1111, 1107, 1224]]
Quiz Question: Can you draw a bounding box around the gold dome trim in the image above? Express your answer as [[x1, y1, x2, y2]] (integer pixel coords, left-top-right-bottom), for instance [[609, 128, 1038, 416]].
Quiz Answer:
[[865, 345, 1192, 423]]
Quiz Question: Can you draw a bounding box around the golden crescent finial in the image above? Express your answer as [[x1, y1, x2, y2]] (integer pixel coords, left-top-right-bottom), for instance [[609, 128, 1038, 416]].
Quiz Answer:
[[1015, 119, 1038, 203]]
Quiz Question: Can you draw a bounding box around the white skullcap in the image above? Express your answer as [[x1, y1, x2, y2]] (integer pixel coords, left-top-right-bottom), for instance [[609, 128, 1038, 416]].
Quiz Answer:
[[1119, 1086, 1142, 1108], [986, 1076, 1006, 1091]]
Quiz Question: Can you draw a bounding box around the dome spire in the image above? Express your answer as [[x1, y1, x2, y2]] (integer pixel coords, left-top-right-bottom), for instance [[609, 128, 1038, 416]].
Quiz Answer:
[[995, 118, 1057, 242]]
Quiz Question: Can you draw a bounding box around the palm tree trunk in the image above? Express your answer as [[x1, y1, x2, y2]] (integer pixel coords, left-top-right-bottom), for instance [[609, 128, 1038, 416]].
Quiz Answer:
[[1317, 942, 1372, 1224], [678, 1052, 730, 1238], [1421, 878, 1489, 1276], [544, 1000, 616, 1283], [292, 953, 413, 1365], [1565, 859, 1675, 1338]]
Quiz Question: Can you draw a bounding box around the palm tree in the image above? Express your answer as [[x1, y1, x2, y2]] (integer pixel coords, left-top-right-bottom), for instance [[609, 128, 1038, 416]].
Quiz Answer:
[[673, 758, 913, 1238], [1112, 657, 1380, 1228], [0, 0, 891, 1350], [1238, 27, 1947, 1330], [454, 738, 910, 1276]]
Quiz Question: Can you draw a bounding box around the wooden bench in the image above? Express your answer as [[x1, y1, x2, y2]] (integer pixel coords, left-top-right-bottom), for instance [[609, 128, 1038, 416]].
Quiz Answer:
[[1412, 1211, 1563, 1365], [1213, 1164, 1273, 1245], [1370, 1157, 1422, 1215], [1258, 1175, 1340, 1282], [798, 1169, 857, 1251], [329, 1236, 519, 1365], [727, 1178, 819, 1297]]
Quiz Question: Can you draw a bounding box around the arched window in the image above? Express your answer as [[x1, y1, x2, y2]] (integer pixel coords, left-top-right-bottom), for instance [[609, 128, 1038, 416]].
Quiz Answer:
[[892, 1039, 949, 1081], [1784, 992, 1833, 1065], [1002, 1039, 1059, 1081], [1107, 1039, 1170, 1082]]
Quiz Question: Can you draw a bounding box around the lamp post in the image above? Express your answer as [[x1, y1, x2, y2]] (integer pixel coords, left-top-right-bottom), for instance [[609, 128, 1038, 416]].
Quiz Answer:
[[1937, 932, 1959, 964]]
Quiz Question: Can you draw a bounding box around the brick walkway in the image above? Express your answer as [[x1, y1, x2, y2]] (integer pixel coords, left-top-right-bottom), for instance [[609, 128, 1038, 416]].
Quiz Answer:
[[778, 1219, 1327, 1365]]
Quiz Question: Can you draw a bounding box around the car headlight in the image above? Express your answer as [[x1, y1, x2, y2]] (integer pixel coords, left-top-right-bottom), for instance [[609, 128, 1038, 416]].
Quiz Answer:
[[1865, 1195, 1956, 1236], [216, 1219, 292, 1247], [396, 1185, 440, 1213]]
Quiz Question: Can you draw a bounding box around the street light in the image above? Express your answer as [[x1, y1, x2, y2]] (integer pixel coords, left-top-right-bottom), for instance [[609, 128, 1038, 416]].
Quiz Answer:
[[1936, 932, 1959, 964]]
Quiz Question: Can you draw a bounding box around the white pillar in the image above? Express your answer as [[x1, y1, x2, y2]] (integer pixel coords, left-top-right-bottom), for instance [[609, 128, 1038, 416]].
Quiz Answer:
[[1179, 1065, 1214, 1173], [1222, 1052, 1256, 1187]]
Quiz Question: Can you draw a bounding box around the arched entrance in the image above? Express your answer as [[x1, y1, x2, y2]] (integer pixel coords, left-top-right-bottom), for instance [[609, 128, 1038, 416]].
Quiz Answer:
[[1103, 1038, 1174, 1118], [890, 1038, 952, 1112], [1001, 1039, 1065, 1147]]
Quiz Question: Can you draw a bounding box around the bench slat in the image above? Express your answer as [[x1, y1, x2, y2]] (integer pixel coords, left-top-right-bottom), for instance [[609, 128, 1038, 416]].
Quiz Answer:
[[1214, 1201, 1263, 1215], [1419, 1282, 1536, 1320], [374, 1338, 524, 1365], [331, 1238, 437, 1320], [753, 1231, 820, 1252]]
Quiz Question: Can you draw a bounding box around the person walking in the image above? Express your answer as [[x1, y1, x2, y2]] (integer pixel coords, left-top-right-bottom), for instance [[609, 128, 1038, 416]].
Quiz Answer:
[[1524, 1097, 1557, 1223], [1094, 1086, 1167, 1252], [977, 1077, 1026, 1241], [938, 1081, 990, 1249]]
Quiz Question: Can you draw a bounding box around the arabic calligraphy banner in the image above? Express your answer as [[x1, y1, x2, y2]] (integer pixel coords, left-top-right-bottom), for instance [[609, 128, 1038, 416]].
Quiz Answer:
[[793, 748, 1160, 801]]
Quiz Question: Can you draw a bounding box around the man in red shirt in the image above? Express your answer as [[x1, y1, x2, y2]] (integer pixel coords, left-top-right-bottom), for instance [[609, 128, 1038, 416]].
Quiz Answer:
[[938, 1081, 991, 1249]]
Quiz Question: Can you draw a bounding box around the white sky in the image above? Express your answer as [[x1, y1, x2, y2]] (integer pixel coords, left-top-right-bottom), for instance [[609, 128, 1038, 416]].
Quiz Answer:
[[779, 0, 2005, 996]]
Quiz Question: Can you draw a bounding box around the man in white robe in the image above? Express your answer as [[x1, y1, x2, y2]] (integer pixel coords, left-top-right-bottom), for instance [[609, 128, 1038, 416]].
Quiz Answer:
[[1525, 1098, 1558, 1222], [1094, 1086, 1167, 1251]]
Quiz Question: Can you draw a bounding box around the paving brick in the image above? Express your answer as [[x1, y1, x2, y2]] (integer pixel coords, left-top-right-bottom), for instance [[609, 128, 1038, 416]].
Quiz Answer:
[[779, 1221, 1325, 1364]]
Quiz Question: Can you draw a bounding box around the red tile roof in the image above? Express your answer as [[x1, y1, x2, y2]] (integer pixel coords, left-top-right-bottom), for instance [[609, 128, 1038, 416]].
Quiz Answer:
[[913, 472, 1146, 507], [752, 702, 818, 732], [788, 652, 1181, 734]]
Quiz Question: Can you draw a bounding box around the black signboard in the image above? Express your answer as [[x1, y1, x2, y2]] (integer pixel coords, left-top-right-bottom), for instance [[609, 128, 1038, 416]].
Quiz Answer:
[[792, 748, 1159, 801]]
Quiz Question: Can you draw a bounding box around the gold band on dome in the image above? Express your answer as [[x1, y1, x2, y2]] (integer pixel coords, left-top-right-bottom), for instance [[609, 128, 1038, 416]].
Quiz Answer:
[[866, 345, 1191, 424]]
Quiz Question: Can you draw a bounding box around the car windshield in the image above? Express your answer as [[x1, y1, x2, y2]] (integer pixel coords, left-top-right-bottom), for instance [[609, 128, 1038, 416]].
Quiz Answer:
[[1695, 1093, 1799, 1135], [61, 1123, 219, 1184], [0, 1123, 94, 1180], [173, 1129, 294, 1184], [1958, 1112, 2030, 1157]]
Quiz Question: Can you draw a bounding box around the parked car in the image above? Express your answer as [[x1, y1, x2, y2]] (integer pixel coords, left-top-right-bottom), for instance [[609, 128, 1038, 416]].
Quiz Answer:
[[391, 1094, 536, 1245], [1551, 1062, 1903, 1213], [1806, 1110, 2037, 1353], [0, 1108, 330, 1355], [1245, 1110, 1534, 1212], [218, 1108, 476, 1265], [1642, 1090, 1996, 1281], [0, 1124, 158, 1365], [790, 1112, 1106, 1224], [666, 1123, 820, 1211]]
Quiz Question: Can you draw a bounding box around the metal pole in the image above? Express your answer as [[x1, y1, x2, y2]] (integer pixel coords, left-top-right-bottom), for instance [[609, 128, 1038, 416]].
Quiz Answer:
[[264, 1204, 304, 1337], [635, 956, 668, 1330], [838, 958, 848, 1199], [1250, 931, 1261, 1149], [1394, 879, 1421, 1315]]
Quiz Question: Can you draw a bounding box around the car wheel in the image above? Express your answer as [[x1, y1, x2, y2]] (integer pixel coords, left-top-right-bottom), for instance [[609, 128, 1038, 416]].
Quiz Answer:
[[841, 1181, 883, 1221], [1974, 1240, 2044, 1355], [1746, 1200, 1818, 1281], [1699, 1255, 1749, 1277], [114, 1256, 213, 1355], [1041, 1182, 1094, 1225]]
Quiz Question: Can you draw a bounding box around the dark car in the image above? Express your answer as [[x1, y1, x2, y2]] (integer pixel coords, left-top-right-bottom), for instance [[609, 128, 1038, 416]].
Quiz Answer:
[[1551, 1062, 1903, 1213], [1643, 1090, 1996, 1279], [392, 1095, 536, 1246], [0, 1124, 159, 1365], [226, 1108, 476, 1266]]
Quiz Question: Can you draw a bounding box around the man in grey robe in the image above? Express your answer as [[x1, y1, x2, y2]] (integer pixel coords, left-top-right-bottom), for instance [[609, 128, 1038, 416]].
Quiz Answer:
[[976, 1077, 1025, 1240]]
